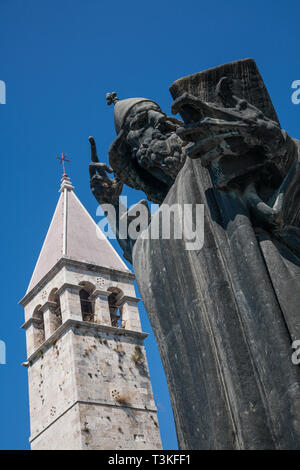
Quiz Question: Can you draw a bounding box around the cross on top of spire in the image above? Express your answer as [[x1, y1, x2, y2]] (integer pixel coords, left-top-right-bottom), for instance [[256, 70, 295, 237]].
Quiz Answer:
[[56, 152, 74, 192], [57, 152, 70, 177]]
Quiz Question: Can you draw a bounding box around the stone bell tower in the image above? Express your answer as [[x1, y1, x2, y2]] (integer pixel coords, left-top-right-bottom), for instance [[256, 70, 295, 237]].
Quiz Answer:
[[19, 173, 162, 450]]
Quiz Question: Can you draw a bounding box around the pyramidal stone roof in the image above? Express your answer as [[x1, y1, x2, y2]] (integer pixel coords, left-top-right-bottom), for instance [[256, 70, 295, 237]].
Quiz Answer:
[[26, 174, 129, 293]]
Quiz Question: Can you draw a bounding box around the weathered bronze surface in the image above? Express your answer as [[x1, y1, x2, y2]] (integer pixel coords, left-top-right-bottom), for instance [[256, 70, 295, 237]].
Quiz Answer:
[[90, 59, 300, 449]]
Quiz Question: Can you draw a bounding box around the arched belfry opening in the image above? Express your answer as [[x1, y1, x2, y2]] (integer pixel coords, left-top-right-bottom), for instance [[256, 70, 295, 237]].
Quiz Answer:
[[33, 305, 45, 347], [48, 288, 62, 329], [108, 287, 124, 328], [79, 281, 95, 322]]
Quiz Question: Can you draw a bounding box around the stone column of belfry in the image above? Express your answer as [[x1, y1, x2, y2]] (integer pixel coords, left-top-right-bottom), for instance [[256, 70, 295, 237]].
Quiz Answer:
[[40, 301, 58, 340], [19, 173, 162, 450], [89, 289, 111, 325]]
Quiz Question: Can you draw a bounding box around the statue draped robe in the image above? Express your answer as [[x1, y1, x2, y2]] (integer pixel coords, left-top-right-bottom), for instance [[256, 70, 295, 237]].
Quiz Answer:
[[133, 156, 300, 450]]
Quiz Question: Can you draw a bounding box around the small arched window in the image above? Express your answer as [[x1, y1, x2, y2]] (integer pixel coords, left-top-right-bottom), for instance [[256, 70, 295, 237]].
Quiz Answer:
[[108, 288, 124, 328], [33, 305, 45, 347], [48, 288, 62, 330], [80, 288, 94, 322], [78, 281, 96, 322]]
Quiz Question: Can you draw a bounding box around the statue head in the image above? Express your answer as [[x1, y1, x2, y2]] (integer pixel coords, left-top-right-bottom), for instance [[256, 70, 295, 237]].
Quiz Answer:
[[106, 92, 186, 204]]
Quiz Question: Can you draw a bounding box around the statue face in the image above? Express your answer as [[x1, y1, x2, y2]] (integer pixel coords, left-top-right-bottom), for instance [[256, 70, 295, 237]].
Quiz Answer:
[[124, 102, 186, 190]]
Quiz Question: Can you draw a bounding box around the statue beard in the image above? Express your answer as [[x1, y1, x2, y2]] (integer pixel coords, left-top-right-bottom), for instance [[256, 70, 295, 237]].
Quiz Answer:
[[132, 127, 186, 181]]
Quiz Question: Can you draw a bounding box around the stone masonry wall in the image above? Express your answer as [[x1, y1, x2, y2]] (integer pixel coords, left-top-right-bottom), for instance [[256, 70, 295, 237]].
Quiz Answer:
[[31, 404, 81, 450], [28, 328, 76, 442], [29, 323, 161, 450], [72, 324, 161, 450]]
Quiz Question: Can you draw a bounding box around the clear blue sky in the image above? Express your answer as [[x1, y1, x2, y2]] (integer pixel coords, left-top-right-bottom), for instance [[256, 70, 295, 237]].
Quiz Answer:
[[1, 0, 300, 450]]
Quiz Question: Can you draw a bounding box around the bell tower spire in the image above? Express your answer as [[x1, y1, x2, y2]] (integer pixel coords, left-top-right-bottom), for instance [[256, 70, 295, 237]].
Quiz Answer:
[[19, 167, 162, 450]]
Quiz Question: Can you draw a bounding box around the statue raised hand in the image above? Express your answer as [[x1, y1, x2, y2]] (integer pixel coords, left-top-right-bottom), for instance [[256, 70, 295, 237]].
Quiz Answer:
[[89, 136, 123, 205]]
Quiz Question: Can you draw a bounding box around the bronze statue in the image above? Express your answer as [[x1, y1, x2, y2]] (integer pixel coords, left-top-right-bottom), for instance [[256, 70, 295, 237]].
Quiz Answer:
[[89, 59, 300, 449]]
